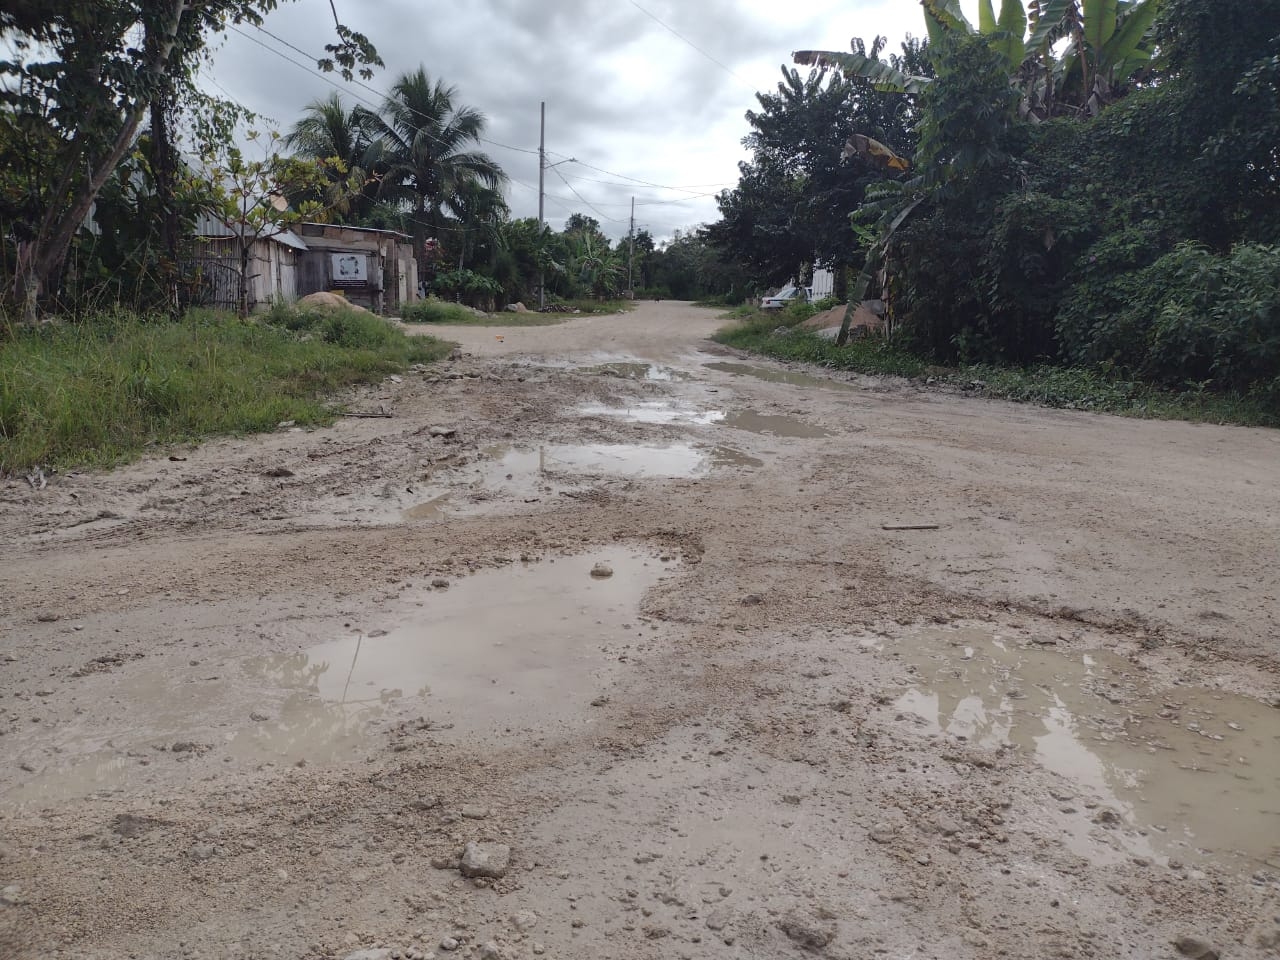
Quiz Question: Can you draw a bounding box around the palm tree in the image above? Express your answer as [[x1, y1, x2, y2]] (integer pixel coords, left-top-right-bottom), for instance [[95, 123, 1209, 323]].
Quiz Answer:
[[445, 178, 510, 272], [368, 68, 507, 273], [284, 92, 379, 221]]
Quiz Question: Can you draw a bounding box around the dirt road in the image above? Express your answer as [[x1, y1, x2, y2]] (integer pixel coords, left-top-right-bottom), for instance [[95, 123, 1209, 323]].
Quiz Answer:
[[2, 301, 1278, 960]]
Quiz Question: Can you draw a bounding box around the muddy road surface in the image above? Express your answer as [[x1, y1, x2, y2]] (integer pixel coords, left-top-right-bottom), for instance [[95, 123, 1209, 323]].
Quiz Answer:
[[2, 301, 1279, 960]]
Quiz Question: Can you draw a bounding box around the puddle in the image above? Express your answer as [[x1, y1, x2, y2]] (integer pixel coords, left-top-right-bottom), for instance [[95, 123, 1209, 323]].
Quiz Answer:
[[578, 362, 686, 381], [404, 494, 451, 520], [479, 442, 757, 485], [888, 627, 1280, 869], [3, 552, 670, 808], [258, 551, 665, 740], [710, 447, 764, 468], [719, 410, 833, 439], [579, 400, 724, 426], [704, 361, 858, 392], [484, 442, 709, 480]]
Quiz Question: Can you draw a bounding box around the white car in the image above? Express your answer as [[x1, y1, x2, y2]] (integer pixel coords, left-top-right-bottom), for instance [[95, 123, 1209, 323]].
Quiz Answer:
[[760, 285, 813, 310]]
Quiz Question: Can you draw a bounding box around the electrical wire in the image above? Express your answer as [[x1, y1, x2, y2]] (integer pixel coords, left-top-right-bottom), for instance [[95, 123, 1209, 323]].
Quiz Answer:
[[550, 165, 628, 223], [626, 0, 755, 90], [249, 23, 541, 158]]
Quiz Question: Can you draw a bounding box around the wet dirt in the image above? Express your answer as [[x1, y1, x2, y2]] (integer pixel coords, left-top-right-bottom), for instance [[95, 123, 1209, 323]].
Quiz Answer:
[[3, 551, 669, 810], [576, 361, 687, 381], [578, 399, 724, 425], [4, 302, 1280, 960], [718, 409, 834, 438], [885, 625, 1280, 871], [272, 550, 667, 741], [703, 360, 860, 391]]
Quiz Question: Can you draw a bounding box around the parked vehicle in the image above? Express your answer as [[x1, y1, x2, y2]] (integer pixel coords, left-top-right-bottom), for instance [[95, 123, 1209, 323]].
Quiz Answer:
[[760, 284, 812, 310]]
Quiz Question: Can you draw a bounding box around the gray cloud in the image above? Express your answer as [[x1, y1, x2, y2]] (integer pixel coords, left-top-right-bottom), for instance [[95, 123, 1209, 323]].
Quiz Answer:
[[205, 0, 921, 241]]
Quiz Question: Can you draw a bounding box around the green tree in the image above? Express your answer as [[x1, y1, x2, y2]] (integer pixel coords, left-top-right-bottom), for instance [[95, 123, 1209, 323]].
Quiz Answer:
[[285, 92, 380, 222], [709, 38, 928, 291], [0, 0, 379, 322], [368, 68, 507, 277]]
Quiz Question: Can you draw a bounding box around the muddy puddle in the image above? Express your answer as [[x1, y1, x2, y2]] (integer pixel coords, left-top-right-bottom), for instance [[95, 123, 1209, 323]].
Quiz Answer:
[[579, 399, 724, 426], [577, 361, 687, 381], [577, 399, 829, 440], [720, 410, 833, 439], [704, 361, 858, 391], [3, 552, 671, 809], [885, 626, 1280, 870], [479, 442, 758, 483]]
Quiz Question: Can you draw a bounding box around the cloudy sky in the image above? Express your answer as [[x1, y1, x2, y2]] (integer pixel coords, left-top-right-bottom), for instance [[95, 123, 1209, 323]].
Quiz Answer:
[[207, 1, 962, 243]]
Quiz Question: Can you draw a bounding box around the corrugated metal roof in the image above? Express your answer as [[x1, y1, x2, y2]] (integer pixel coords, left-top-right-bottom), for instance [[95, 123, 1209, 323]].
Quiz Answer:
[[193, 215, 309, 250]]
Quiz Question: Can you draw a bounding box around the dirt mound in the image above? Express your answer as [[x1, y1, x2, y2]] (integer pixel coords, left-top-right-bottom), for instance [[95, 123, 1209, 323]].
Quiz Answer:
[[297, 291, 370, 313], [799, 301, 884, 334]]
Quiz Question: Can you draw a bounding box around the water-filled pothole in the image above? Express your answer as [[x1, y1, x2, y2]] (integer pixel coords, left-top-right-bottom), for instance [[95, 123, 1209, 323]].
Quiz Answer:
[[887, 627, 1280, 869], [720, 410, 833, 439], [3, 552, 671, 807], [704, 361, 858, 391], [579, 400, 724, 425], [578, 362, 687, 381]]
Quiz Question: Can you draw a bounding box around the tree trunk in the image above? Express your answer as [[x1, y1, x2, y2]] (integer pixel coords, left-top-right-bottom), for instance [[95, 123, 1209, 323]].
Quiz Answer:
[[9, 0, 189, 319], [151, 81, 180, 319], [238, 242, 251, 319]]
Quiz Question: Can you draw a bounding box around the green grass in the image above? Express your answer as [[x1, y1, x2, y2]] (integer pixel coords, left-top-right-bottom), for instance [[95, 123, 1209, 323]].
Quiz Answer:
[[400, 298, 564, 326], [550, 298, 636, 316], [714, 310, 1279, 428], [0, 305, 452, 474]]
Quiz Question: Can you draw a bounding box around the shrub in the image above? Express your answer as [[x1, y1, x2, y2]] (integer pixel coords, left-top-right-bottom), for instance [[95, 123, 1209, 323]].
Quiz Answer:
[[400, 298, 479, 324]]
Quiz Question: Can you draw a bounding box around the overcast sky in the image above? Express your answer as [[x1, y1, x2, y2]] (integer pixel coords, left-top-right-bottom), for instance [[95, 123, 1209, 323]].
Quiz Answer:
[[207, 1, 972, 244]]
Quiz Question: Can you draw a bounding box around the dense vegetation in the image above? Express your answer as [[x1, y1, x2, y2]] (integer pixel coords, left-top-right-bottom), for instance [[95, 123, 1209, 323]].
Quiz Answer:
[[711, 0, 1280, 412]]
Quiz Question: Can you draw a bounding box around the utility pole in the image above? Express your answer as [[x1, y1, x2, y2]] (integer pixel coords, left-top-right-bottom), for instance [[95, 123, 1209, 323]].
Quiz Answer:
[[537, 101, 546, 310], [627, 197, 636, 296]]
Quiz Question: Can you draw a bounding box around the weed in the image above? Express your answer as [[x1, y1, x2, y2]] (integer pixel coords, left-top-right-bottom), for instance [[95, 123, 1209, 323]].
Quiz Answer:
[[713, 321, 1278, 427], [0, 308, 452, 474]]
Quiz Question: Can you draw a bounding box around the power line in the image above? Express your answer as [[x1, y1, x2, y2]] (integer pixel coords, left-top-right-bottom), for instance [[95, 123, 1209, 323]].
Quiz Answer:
[[550, 165, 627, 223], [248, 23, 541, 158], [240, 20, 726, 205], [626, 0, 755, 89]]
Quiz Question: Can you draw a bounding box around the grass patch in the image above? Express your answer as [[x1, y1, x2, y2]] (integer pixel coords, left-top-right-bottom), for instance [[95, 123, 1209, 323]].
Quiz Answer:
[[0, 306, 452, 474], [549, 298, 636, 316], [714, 312, 1279, 428], [400, 298, 564, 326]]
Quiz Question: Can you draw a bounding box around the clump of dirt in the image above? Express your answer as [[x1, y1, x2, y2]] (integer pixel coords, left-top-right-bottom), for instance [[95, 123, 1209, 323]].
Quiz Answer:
[[298, 291, 370, 313]]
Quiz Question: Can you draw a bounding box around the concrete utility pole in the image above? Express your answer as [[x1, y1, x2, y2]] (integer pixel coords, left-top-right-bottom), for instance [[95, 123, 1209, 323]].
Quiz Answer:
[[538, 101, 546, 310], [627, 197, 636, 296]]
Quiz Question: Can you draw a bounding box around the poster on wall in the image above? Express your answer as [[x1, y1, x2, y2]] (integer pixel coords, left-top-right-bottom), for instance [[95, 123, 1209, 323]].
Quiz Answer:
[[330, 253, 367, 286]]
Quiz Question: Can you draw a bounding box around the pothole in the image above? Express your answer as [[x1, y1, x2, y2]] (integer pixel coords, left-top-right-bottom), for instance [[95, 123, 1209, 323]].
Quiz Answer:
[[579, 399, 724, 425], [404, 494, 451, 520], [577, 361, 687, 381], [246, 550, 669, 742], [3, 551, 673, 809], [720, 410, 833, 439], [886, 626, 1280, 870], [704, 361, 858, 391]]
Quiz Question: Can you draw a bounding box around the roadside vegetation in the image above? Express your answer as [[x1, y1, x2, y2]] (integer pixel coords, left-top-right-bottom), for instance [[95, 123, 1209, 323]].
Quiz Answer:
[[0, 306, 450, 474], [708, 0, 1280, 425], [716, 309, 1279, 427], [400, 297, 632, 326]]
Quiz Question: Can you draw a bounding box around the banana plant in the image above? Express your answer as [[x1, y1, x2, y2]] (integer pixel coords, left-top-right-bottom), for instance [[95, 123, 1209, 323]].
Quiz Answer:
[[796, 1, 1161, 115]]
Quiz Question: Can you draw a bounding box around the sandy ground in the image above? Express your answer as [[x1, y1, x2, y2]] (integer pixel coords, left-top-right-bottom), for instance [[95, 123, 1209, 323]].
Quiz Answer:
[[1, 301, 1278, 960]]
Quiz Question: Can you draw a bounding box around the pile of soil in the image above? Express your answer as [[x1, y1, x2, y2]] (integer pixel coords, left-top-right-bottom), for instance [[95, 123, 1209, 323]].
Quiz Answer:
[[298, 291, 370, 313]]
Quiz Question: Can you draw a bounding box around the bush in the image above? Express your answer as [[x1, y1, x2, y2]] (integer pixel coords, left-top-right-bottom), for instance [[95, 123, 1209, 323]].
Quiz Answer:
[[1056, 242, 1280, 398], [400, 298, 479, 324]]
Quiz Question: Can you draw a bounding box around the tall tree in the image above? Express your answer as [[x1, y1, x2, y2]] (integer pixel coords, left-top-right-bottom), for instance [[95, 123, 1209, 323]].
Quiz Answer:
[[0, 0, 380, 322], [285, 92, 380, 221], [368, 68, 507, 276]]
